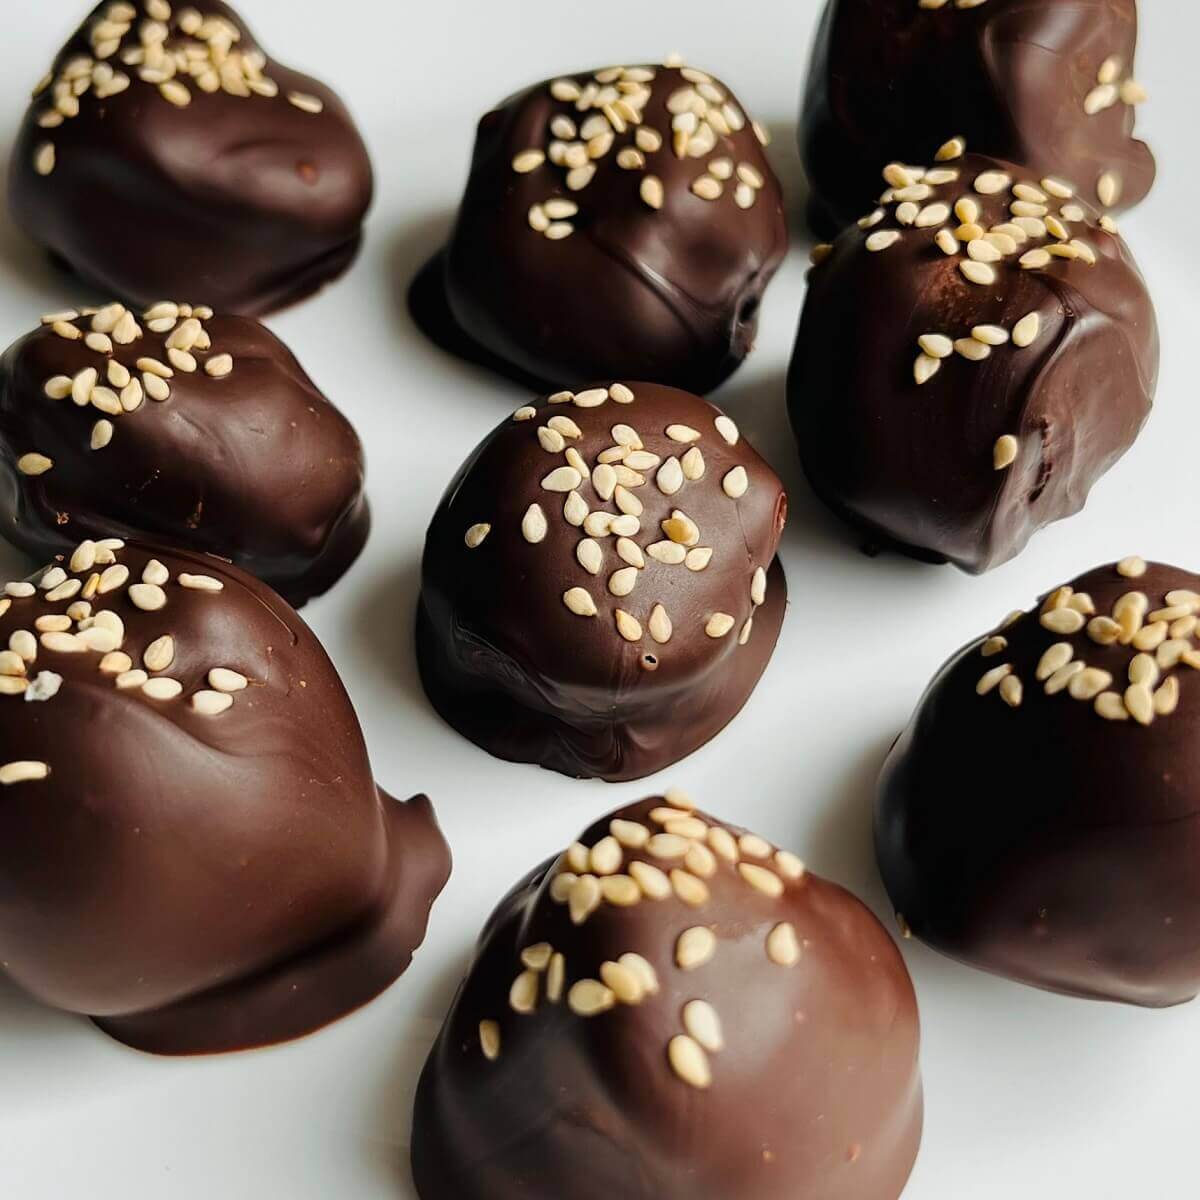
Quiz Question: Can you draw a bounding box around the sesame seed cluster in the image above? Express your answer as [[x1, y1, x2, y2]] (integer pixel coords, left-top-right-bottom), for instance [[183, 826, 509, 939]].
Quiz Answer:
[[976, 557, 1199, 725], [513, 58, 771, 243], [15, 301, 233, 479], [30, 0, 324, 180], [477, 789, 807, 1091], [810, 138, 1124, 481], [464, 384, 768, 654], [0, 540, 245, 787]]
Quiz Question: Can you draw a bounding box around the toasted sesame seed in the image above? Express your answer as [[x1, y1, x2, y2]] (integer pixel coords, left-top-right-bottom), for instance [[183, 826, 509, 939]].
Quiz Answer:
[[722, 466, 748, 499], [143, 635, 175, 673], [935, 136, 966, 161], [567, 978, 616, 1018], [974, 171, 1011, 195], [705, 613, 735, 638], [1117, 556, 1148, 579], [640, 175, 665, 210], [914, 354, 941, 386], [993, 435, 1019, 470], [464, 523, 490, 549]]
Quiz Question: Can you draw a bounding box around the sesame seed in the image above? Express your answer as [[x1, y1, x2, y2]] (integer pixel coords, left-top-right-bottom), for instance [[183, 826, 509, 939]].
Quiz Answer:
[[676, 926, 716, 970], [935, 136, 966, 161], [738, 863, 784, 897], [705, 613, 735, 638], [866, 230, 901, 252], [993, 435, 1019, 470], [0, 761, 49, 785], [955, 338, 991, 362], [722, 466, 748, 498], [17, 453, 54, 476], [287, 91, 323, 114], [683, 1000, 724, 1052], [464, 523, 490, 549], [1117, 556, 1148, 579], [767, 922, 801, 967], [521, 504, 548, 544], [34, 143, 56, 176], [960, 260, 996, 286], [1097, 171, 1121, 208], [668, 1035, 711, 1090], [143, 635, 175, 672], [1012, 312, 1041, 347], [567, 979, 615, 1017], [178, 573, 222, 592], [974, 171, 1011, 195]]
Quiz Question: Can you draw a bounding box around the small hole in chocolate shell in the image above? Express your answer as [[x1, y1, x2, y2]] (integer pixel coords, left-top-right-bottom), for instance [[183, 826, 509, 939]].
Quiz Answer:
[[297, 161, 320, 185], [641, 654, 659, 671]]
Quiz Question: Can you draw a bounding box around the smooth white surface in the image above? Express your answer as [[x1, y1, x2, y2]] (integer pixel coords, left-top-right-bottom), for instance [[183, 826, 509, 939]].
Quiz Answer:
[[0, 3, 1193, 1197]]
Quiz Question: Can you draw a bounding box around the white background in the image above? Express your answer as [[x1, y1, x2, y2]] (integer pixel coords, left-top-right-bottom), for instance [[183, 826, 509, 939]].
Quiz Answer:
[[0, 3, 1194, 1196]]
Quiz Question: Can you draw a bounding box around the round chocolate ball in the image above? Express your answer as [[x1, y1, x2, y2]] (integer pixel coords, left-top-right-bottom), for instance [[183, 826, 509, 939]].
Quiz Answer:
[[412, 60, 787, 395], [0, 300, 369, 607], [788, 150, 1158, 573], [9, 1, 372, 315], [0, 539, 450, 1054], [800, 0, 1156, 237], [418, 382, 788, 782], [878, 558, 1200, 1007], [412, 792, 923, 1200]]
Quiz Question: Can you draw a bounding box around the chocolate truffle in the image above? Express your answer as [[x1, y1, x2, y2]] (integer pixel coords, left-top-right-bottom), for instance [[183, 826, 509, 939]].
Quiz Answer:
[[0, 539, 449, 1054], [879, 558, 1200, 1008], [800, 0, 1156, 237], [0, 300, 369, 607], [788, 150, 1158, 573], [412, 60, 787, 395], [418, 382, 788, 782], [9, 1, 372, 315], [413, 792, 923, 1200]]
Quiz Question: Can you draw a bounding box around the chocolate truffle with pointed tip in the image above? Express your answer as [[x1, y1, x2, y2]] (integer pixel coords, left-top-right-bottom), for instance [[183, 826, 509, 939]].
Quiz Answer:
[[418, 382, 788, 782], [800, 0, 1156, 237], [0, 538, 450, 1054], [879, 558, 1200, 1007], [0, 300, 369, 607], [413, 792, 923, 1200], [9, 0, 372, 315], [788, 149, 1158, 574], [411, 60, 787, 394]]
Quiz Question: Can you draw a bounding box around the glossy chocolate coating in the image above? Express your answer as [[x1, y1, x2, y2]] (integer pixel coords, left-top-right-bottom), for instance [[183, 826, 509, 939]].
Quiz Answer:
[[0, 540, 449, 1054], [788, 151, 1158, 573], [800, 0, 1156, 236], [413, 795, 923, 1200], [414, 63, 787, 395], [9, 1, 372, 316], [878, 560, 1200, 1008], [418, 382, 788, 782], [0, 303, 369, 607]]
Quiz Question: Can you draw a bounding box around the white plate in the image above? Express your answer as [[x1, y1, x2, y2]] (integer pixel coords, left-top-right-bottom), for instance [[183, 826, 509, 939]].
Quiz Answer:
[[0, 3, 1193, 1196]]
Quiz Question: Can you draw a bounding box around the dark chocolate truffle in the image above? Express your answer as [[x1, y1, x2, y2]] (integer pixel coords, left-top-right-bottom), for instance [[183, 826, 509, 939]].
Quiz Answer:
[[0, 300, 369, 607], [413, 792, 923, 1200], [418, 382, 788, 782], [413, 60, 787, 395], [800, 0, 1156, 237], [879, 557, 1200, 1008], [9, 1, 372, 315], [0, 539, 449, 1054], [788, 150, 1158, 573]]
